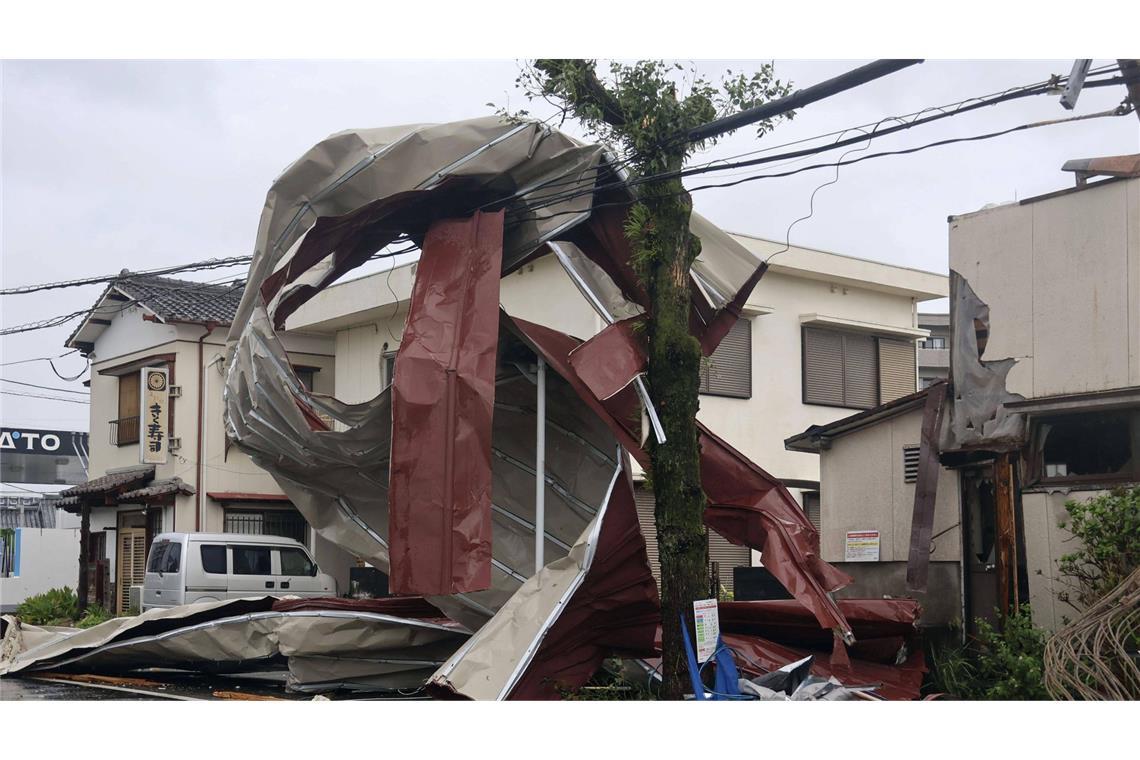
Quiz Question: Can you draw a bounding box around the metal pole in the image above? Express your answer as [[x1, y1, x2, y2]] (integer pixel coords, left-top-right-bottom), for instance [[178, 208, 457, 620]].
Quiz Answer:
[[535, 356, 546, 574], [687, 59, 923, 144]]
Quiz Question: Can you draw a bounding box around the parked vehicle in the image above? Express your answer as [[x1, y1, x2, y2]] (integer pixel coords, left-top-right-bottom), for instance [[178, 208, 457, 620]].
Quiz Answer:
[[142, 532, 336, 611]]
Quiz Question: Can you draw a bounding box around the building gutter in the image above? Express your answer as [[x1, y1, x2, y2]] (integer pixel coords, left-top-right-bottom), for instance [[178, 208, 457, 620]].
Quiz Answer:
[[195, 322, 219, 531]]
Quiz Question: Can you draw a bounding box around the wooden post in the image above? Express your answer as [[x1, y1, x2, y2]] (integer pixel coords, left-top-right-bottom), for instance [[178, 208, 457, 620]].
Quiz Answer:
[[993, 452, 1018, 621], [77, 501, 90, 614]]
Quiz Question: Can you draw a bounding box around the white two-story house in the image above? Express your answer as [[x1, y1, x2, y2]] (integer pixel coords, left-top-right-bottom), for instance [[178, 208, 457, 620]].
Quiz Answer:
[[59, 274, 353, 613]]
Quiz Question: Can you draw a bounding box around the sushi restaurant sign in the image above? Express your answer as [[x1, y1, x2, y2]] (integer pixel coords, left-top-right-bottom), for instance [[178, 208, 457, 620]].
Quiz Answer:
[[141, 367, 169, 465]]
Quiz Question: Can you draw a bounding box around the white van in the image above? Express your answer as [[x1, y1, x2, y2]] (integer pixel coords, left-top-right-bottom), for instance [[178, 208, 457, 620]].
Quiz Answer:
[[142, 532, 337, 611]]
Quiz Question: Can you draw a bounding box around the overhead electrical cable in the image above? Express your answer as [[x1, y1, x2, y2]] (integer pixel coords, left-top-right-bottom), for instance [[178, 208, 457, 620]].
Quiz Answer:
[[1, 390, 90, 405], [1, 377, 90, 395]]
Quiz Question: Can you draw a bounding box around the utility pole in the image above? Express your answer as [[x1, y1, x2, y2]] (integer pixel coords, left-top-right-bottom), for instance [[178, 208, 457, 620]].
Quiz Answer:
[[687, 59, 923, 144]]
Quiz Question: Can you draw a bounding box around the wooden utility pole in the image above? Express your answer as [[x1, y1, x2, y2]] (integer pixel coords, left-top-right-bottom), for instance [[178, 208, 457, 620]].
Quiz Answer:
[[77, 500, 90, 613], [993, 452, 1019, 620]]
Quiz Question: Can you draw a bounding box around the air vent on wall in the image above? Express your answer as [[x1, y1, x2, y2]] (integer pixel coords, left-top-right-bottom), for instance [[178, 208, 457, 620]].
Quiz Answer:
[[903, 445, 921, 483]]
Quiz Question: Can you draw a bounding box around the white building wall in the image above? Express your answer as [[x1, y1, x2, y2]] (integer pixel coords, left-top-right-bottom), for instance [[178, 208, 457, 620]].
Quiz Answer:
[[949, 177, 1140, 398], [0, 528, 81, 611], [818, 406, 962, 565]]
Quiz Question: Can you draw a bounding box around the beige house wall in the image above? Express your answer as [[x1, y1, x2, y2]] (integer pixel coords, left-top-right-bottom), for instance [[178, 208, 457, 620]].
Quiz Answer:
[[1020, 488, 1105, 632], [817, 406, 961, 565], [949, 177, 1140, 398]]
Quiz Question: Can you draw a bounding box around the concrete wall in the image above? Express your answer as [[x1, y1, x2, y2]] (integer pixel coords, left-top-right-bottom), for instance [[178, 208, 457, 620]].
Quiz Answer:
[[833, 561, 961, 626], [949, 177, 1140, 398], [0, 528, 81, 612], [818, 406, 962, 566], [1020, 488, 1104, 632]]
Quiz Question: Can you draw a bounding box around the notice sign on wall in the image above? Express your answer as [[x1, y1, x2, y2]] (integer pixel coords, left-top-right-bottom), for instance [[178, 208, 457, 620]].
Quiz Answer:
[[141, 367, 169, 465], [845, 530, 881, 562], [693, 598, 720, 662]]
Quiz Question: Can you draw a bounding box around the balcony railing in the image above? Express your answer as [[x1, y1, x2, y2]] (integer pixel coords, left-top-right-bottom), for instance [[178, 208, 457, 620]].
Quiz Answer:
[[110, 416, 140, 446]]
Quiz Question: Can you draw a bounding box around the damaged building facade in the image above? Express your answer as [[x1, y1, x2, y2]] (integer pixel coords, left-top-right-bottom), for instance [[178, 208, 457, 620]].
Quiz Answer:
[[287, 229, 946, 595], [786, 169, 1140, 633]]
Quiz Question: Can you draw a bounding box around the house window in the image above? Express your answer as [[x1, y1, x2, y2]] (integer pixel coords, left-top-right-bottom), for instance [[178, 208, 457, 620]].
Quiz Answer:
[[294, 366, 317, 392], [1034, 410, 1138, 485], [920, 337, 947, 349], [381, 351, 398, 388], [699, 318, 751, 399], [802, 327, 916, 409], [224, 508, 308, 544], [113, 371, 141, 445], [802, 491, 821, 532]]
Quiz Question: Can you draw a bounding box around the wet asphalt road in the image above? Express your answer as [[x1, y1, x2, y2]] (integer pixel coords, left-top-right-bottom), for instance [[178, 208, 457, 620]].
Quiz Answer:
[[2, 677, 163, 700]]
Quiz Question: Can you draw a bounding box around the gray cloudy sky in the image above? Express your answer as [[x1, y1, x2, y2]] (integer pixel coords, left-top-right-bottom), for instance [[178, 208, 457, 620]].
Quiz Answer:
[[2, 59, 1137, 443]]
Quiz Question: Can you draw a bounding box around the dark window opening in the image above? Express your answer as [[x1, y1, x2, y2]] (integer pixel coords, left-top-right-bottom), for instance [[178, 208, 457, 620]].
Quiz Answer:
[[200, 544, 227, 574], [232, 546, 271, 575], [146, 541, 180, 573], [1038, 411, 1135, 483]]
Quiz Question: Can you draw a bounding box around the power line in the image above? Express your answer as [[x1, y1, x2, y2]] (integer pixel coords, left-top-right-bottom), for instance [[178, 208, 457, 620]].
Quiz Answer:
[[503, 106, 1131, 231], [1, 378, 90, 395], [1, 390, 90, 405], [509, 71, 1129, 217], [0, 349, 79, 367], [0, 256, 254, 296]]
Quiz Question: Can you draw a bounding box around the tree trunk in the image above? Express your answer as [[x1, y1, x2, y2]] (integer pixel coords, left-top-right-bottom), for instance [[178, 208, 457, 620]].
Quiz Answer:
[[642, 176, 708, 699], [77, 502, 90, 613]]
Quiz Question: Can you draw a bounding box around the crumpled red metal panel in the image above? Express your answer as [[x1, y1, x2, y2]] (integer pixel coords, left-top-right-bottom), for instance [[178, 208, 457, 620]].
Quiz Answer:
[[721, 633, 926, 701], [698, 262, 769, 356], [507, 463, 661, 700], [388, 211, 504, 596], [565, 204, 770, 357], [719, 598, 921, 662], [567, 317, 646, 400], [698, 425, 855, 638], [510, 315, 855, 641]]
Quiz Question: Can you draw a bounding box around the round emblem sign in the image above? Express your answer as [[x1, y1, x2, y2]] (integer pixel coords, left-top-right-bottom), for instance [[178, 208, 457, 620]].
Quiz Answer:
[[147, 371, 167, 391]]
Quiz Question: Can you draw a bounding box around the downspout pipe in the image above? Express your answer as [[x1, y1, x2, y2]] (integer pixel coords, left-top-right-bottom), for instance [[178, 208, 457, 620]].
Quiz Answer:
[[196, 321, 219, 531]]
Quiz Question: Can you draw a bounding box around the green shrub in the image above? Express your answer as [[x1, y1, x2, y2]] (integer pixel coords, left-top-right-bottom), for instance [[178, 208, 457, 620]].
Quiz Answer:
[[1058, 487, 1140, 609], [927, 605, 1049, 700], [16, 587, 79, 626], [76, 605, 114, 629]]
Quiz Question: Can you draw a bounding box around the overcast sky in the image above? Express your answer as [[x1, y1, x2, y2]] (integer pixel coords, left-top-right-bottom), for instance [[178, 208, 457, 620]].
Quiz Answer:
[[2, 59, 1137, 442]]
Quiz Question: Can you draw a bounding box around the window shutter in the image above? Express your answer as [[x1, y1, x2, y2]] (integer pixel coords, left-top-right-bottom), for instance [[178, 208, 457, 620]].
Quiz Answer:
[[702, 318, 751, 398], [879, 338, 917, 402], [634, 485, 660, 588], [118, 372, 140, 419], [803, 327, 844, 405], [708, 529, 751, 595], [803, 491, 821, 532], [842, 333, 878, 409]]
